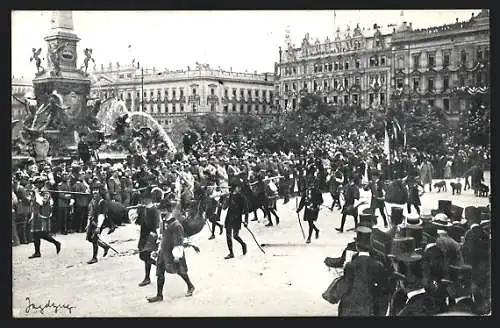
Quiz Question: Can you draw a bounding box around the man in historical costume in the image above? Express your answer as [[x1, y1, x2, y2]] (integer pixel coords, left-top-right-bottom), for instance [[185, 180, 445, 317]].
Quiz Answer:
[[86, 190, 111, 264], [264, 175, 280, 226], [336, 175, 361, 233], [137, 189, 161, 287], [72, 172, 91, 233], [205, 174, 224, 240], [338, 227, 387, 316], [147, 207, 195, 302], [28, 182, 61, 259], [296, 179, 323, 244], [221, 177, 249, 259], [405, 174, 424, 215], [13, 173, 32, 244], [56, 172, 73, 235], [365, 171, 388, 227], [326, 168, 344, 211]]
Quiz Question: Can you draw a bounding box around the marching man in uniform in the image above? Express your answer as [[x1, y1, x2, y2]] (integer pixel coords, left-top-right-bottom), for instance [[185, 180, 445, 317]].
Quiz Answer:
[[86, 189, 111, 264], [147, 201, 195, 302], [28, 178, 62, 259]]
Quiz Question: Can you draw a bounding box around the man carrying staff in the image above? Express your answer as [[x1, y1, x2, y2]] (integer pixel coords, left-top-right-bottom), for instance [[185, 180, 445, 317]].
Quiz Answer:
[[147, 204, 195, 302], [86, 189, 111, 264], [28, 178, 61, 259], [221, 177, 249, 259]]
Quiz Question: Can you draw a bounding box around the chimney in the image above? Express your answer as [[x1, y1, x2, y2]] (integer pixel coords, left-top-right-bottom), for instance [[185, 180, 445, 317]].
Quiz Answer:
[[100, 64, 104, 70], [116, 61, 120, 68]]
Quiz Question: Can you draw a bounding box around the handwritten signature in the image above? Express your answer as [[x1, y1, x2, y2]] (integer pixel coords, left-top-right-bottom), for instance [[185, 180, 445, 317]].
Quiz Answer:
[[25, 297, 76, 315]]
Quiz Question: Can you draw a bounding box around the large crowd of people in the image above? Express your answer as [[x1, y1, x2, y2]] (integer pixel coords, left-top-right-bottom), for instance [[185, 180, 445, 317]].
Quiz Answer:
[[11, 121, 490, 315]]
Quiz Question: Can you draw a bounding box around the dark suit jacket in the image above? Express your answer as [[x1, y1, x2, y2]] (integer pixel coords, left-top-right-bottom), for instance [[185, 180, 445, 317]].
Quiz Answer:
[[461, 226, 490, 286], [397, 292, 447, 316], [339, 254, 387, 316]]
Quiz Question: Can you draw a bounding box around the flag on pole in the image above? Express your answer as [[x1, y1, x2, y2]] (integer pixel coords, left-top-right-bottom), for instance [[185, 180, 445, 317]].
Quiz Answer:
[[384, 121, 390, 160], [403, 123, 407, 148]]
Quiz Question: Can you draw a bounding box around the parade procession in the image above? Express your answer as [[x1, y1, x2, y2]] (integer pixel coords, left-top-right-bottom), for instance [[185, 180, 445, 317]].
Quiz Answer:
[[11, 10, 491, 317]]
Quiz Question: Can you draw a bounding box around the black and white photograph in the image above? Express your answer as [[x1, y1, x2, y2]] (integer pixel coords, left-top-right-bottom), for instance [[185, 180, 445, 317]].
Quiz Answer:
[[11, 9, 491, 317]]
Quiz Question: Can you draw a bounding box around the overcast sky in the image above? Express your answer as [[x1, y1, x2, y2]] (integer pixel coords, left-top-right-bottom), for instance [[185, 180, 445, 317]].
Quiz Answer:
[[12, 10, 482, 79]]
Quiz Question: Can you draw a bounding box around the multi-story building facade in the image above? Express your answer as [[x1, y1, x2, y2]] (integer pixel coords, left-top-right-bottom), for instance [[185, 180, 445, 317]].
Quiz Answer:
[[275, 24, 393, 112], [391, 10, 489, 123], [275, 10, 490, 122], [11, 76, 34, 121], [91, 63, 275, 131]]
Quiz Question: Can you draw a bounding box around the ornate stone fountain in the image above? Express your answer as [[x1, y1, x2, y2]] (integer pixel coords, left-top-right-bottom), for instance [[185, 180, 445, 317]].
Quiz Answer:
[[13, 11, 94, 161]]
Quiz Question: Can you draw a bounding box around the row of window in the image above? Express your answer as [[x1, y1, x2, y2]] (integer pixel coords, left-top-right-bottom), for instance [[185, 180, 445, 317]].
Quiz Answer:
[[397, 47, 490, 69], [395, 71, 488, 91], [282, 93, 387, 110], [127, 102, 273, 114], [282, 74, 387, 93], [221, 103, 272, 114], [282, 56, 387, 76], [222, 88, 272, 100]]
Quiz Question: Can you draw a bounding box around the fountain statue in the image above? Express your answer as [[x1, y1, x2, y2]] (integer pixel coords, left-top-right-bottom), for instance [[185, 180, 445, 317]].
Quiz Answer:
[[12, 11, 177, 165]]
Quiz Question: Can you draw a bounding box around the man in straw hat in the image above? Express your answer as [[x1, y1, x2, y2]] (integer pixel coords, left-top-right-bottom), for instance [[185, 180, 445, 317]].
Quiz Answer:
[[338, 226, 387, 316]]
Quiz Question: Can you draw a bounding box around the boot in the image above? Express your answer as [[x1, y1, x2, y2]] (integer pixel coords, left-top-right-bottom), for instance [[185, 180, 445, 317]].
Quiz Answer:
[[138, 278, 151, 287], [315, 229, 320, 239], [147, 295, 163, 303], [208, 235, 215, 240], [335, 228, 344, 233], [224, 253, 234, 260], [186, 285, 195, 297], [103, 246, 110, 257], [242, 243, 247, 255], [87, 258, 98, 264], [28, 253, 41, 259], [55, 241, 61, 254], [306, 237, 311, 244], [265, 222, 273, 227], [219, 224, 223, 235]]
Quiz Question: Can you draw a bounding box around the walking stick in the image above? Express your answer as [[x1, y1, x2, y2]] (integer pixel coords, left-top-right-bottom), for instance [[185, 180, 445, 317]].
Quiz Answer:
[[244, 224, 266, 254], [296, 211, 306, 240], [97, 236, 118, 253]]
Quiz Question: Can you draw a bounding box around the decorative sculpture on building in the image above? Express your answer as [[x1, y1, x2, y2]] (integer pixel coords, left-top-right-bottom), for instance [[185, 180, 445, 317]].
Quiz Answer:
[[81, 48, 95, 73], [30, 48, 44, 74], [48, 40, 67, 76]]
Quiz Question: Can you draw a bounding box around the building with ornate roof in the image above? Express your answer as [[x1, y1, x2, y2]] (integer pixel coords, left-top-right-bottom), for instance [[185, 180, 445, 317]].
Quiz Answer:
[[275, 23, 393, 112], [390, 9, 490, 124], [275, 10, 490, 123]]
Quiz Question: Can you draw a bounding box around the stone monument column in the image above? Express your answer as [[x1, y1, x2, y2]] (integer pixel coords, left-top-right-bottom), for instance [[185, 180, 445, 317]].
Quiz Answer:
[[32, 10, 92, 155]]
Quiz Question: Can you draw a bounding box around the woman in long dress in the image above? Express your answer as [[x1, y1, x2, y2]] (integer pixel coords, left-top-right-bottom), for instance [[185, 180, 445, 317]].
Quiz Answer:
[[443, 158, 453, 179]]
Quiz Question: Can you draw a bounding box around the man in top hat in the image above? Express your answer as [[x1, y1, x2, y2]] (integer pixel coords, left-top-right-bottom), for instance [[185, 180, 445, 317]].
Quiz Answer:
[[86, 189, 111, 264], [461, 212, 491, 315], [366, 170, 388, 227], [338, 227, 387, 316], [78, 132, 92, 165], [137, 188, 160, 286], [28, 180, 62, 259], [297, 178, 323, 244], [147, 202, 195, 302], [445, 264, 478, 314], [434, 227, 464, 279], [221, 177, 248, 259], [402, 213, 424, 250]]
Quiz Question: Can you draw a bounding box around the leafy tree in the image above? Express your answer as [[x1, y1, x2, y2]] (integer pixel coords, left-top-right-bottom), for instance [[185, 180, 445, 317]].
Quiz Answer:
[[458, 105, 490, 146]]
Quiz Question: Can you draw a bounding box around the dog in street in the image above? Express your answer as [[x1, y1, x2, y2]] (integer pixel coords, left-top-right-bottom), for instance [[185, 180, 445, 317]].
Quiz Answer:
[[477, 183, 489, 197], [450, 180, 462, 195], [434, 180, 447, 192]]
